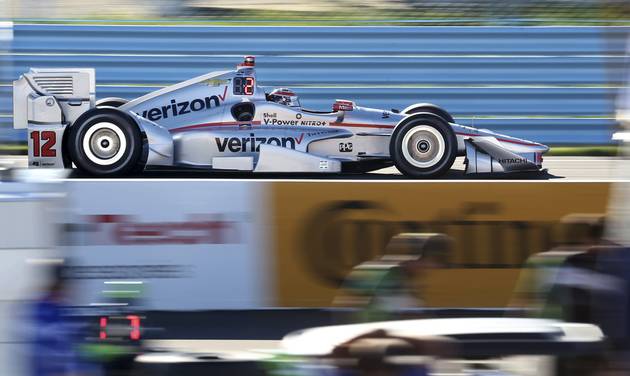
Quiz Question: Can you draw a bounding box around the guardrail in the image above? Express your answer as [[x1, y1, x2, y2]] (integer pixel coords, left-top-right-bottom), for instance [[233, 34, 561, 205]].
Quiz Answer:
[[1, 24, 628, 144]]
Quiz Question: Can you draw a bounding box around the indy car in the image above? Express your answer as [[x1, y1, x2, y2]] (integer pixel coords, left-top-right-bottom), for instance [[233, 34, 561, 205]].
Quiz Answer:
[[13, 56, 548, 177]]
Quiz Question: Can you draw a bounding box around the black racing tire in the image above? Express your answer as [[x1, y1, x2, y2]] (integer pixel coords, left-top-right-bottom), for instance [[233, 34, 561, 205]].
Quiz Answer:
[[95, 97, 129, 108], [402, 103, 455, 123], [390, 113, 457, 178], [67, 107, 144, 176]]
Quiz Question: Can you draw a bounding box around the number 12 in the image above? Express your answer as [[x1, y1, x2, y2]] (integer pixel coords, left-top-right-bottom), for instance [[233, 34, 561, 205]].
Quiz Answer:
[[30, 131, 57, 157]]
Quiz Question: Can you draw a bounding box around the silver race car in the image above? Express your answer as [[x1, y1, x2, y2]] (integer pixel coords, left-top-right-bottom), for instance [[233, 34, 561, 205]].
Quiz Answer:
[[13, 56, 548, 177]]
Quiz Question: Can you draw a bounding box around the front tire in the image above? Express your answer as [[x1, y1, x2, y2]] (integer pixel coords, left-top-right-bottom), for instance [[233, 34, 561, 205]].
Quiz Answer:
[[402, 103, 455, 123], [390, 113, 457, 178], [68, 108, 144, 176]]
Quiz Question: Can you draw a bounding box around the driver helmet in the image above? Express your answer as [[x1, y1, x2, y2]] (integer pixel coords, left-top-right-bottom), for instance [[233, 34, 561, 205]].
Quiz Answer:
[[268, 88, 301, 108]]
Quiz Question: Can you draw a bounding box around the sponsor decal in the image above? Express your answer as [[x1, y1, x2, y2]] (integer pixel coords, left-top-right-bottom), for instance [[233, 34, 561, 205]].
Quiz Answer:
[[263, 112, 327, 126], [339, 142, 353, 152], [140, 86, 228, 121], [299, 120, 328, 126], [498, 158, 528, 164], [298, 200, 549, 285], [215, 133, 305, 152], [263, 119, 299, 126], [381, 111, 390, 119], [33, 160, 56, 167], [305, 130, 337, 137], [263, 118, 328, 127]]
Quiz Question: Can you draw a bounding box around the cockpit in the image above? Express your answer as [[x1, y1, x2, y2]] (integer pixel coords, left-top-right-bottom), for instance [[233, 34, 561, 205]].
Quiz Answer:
[[266, 88, 301, 109]]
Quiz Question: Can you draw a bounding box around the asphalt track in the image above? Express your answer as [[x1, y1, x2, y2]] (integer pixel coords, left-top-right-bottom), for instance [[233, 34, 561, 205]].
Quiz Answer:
[[1, 155, 629, 181]]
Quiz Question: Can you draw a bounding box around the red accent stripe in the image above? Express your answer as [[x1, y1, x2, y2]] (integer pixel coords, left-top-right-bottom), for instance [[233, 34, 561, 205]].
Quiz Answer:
[[455, 132, 540, 147], [330, 122, 395, 129], [170, 121, 262, 133], [273, 91, 296, 96]]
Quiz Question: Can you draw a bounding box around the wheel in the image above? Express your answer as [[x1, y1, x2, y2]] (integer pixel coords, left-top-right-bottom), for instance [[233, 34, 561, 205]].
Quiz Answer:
[[67, 108, 144, 176], [390, 113, 457, 178], [401, 103, 455, 123], [95, 97, 128, 108]]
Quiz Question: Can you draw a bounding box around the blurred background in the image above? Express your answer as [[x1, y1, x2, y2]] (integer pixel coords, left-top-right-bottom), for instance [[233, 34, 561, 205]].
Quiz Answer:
[[0, 0, 628, 22], [0, 1, 630, 375]]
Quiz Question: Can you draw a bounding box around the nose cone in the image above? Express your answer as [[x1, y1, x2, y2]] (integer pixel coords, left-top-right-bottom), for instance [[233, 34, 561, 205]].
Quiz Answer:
[[474, 127, 549, 153], [539, 143, 550, 153], [499, 135, 549, 153]]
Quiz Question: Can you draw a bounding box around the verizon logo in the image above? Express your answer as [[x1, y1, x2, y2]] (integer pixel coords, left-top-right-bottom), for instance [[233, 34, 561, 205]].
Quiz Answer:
[[215, 133, 304, 152]]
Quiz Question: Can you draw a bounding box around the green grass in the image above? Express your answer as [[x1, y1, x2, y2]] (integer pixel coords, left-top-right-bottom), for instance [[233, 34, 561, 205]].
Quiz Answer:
[[0, 144, 27, 153], [546, 145, 619, 156]]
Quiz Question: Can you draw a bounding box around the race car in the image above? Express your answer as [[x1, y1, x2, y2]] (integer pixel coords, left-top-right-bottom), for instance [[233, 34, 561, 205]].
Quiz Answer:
[[13, 56, 548, 177]]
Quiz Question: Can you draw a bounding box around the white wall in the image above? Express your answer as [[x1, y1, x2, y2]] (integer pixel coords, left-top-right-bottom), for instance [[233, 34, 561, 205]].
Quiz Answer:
[[64, 180, 272, 310]]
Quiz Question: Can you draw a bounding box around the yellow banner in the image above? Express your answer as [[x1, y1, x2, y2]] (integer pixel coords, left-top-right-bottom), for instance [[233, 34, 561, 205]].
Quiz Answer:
[[271, 182, 610, 307]]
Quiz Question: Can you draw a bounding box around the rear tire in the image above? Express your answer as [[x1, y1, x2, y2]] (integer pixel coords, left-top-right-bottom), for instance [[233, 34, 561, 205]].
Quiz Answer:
[[390, 113, 457, 178], [402, 103, 455, 123], [68, 108, 144, 176], [95, 97, 128, 108]]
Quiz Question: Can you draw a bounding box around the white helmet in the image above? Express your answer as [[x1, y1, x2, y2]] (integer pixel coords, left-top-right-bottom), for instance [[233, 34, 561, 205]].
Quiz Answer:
[[268, 88, 301, 108]]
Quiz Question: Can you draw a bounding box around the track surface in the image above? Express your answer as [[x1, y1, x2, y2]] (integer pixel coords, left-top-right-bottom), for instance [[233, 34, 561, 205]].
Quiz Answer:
[[1, 156, 628, 181]]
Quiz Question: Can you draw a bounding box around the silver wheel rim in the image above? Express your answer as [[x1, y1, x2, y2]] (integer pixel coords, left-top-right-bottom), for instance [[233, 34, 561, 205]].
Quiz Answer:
[[82, 122, 127, 166], [401, 125, 445, 168]]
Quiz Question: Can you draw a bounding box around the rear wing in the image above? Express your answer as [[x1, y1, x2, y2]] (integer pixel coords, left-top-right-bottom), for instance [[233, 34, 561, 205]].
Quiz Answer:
[[13, 68, 95, 130], [13, 68, 95, 169]]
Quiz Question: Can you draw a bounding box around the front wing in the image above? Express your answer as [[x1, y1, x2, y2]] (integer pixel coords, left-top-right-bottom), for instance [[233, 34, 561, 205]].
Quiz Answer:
[[464, 137, 543, 174]]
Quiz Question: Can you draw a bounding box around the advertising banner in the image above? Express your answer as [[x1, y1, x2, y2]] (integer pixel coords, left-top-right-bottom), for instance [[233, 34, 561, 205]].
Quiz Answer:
[[64, 180, 271, 311], [270, 181, 610, 307]]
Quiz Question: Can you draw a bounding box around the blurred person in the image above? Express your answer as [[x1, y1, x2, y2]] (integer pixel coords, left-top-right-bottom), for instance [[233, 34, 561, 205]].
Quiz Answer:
[[334, 233, 453, 323], [30, 262, 99, 376], [509, 215, 630, 375], [591, 246, 630, 375], [509, 213, 608, 318], [542, 249, 628, 376], [555, 246, 630, 375]]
